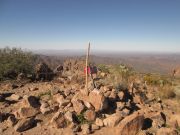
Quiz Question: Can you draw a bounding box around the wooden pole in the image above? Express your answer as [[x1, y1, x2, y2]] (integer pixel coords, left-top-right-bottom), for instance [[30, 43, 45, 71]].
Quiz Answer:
[[85, 42, 90, 94]]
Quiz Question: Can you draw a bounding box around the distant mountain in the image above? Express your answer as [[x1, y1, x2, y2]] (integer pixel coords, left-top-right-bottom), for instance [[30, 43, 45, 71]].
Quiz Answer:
[[32, 49, 180, 75]]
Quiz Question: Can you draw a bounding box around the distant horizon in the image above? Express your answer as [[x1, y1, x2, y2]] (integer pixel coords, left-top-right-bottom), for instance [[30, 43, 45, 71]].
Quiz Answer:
[[0, 46, 180, 54]]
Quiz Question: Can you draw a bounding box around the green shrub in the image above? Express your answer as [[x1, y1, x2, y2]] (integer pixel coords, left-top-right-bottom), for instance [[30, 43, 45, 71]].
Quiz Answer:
[[143, 74, 171, 86], [76, 113, 89, 125], [98, 64, 109, 73], [0, 47, 37, 80], [111, 64, 134, 83]]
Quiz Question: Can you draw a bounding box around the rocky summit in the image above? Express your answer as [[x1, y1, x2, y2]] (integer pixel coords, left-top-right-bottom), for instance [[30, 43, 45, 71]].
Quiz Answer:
[[0, 59, 180, 135]]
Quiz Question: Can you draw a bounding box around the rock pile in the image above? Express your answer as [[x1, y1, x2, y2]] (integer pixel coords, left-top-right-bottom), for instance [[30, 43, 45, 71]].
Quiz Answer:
[[0, 60, 179, 135]]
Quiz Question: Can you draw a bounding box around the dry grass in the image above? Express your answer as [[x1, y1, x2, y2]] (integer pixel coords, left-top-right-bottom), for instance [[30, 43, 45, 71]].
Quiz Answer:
[[158, 85, 176, 99]]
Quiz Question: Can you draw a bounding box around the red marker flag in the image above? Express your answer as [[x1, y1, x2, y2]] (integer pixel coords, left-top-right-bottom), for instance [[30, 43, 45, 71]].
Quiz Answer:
[[84, 67, 91, 74]]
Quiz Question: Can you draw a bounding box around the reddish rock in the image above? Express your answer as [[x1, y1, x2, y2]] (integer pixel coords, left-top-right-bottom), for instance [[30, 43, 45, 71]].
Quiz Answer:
[[51, 112, 67, 128], [103, 113, 123, 127], [95, 118, 104, 127], [72, 99, 85, 114], [150, 112, 166, 128], [157, 127, 178, 135], [169, 114, 180, 128], [117, 112, 144, 135], [54, 94, 70, 107], [84, 110, 96, 121], [15, 107, 39, 119], [88, 90, 108, 112]]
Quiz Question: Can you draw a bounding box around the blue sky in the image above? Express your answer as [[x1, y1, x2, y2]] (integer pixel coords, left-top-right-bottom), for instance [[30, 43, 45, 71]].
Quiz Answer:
[[0, 0, 180, 52]]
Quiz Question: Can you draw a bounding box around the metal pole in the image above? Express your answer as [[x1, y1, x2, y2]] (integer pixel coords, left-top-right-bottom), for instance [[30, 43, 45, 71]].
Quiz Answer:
[[85, 42, 90, 94]]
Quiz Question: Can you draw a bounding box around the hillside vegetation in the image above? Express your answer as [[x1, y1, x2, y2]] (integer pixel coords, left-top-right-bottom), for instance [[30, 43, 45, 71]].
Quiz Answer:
[[0, 47, 37, 80]]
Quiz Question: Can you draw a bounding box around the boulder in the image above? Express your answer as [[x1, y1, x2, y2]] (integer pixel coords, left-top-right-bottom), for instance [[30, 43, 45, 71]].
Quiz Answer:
[[14, 117, 35, 132], [9, 94, 21, 101], [7, 115, 17, 127], [95, 118, 104, 127], [84, 110, 96, 121], [72, 99, 85, 114], [117, 112, 144, 135], [23, 96, 40, 108], [121, 108, 130, 117], [88, 90, 108, 112], [81, 124, 90, 134], [83, 101, 94, 110], [51, 112, 67, 128], [133, 95, 143, 104], [40, 103, 52, 115], [64, 111, 74, 122], [103, 113, 123, 127], [15, 107, 39, 119], [102, 86, 111, 93], [91, 124, 100, 131], [157, 127, 178, 135], [149, 112, 166, 128], [40, 102, 49, 108], [116, 102, 125, 111], [169, 114, 180, 128], [54, 94, 70, 107], [109, 91, 118, 100]]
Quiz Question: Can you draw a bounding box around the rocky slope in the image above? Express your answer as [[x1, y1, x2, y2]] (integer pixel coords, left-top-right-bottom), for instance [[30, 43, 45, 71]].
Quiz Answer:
[[0, 59, 180, 135]]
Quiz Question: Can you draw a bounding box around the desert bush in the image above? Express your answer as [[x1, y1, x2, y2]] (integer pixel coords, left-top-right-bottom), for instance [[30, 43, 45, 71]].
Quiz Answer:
[[111, 64, 134, 83], [158, 85, 176, 99], [173, 84, 180, 98], [0, 47, 37, 80], [143, 74, 171, 86], [97, 64, 109, 73]]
